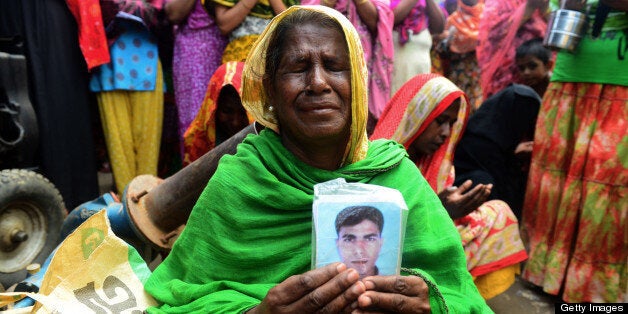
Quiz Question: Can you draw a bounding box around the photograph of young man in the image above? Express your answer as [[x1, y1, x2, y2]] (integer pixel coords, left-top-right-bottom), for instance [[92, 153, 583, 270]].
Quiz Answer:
[[335, 205, 384, 278]]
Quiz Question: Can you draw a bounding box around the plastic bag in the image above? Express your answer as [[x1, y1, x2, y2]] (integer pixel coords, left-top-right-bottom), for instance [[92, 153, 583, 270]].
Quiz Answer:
[[0, 210, 157, 313], [312, 178, 409, 278]]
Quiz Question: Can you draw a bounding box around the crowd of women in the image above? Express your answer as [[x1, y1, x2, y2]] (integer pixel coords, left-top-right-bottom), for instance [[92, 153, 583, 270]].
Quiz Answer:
[[4, 0, 625, 311], [151, 0, 625, 309]]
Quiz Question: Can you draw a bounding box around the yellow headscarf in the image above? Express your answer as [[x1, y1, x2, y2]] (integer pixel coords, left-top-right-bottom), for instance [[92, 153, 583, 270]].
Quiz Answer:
[[241, 5, 369, 165]]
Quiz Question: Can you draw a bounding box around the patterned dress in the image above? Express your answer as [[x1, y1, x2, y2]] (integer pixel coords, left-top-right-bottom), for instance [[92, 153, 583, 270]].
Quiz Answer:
[[522, 83, 627, 302], [172, 0, 228, 152], [521, 1, 627, 302], [432, 1, 484, 110]]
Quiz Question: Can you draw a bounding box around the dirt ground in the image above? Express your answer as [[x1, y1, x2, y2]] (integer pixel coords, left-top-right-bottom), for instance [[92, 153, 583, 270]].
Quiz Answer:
[[487, 275, 562, 313]]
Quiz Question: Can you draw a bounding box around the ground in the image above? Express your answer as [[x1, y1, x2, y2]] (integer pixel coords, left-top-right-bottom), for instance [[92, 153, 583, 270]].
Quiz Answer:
[[487, 275, 562, 313]]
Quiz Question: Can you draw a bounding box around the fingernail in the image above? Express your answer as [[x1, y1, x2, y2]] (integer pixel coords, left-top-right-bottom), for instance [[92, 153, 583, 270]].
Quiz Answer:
[[351, 282, 364, 294], [337, 263, 347, 273], [347, 269, 359, 281], [363, 280, 375, 290], [362, 296, 372, 306]]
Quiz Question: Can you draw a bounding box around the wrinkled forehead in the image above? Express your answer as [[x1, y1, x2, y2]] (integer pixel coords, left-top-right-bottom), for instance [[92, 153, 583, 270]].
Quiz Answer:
[[270, 17, 348, 64]]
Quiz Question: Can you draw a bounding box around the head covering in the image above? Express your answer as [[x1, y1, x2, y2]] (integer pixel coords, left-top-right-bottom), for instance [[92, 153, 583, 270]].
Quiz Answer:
[[476, 0, 546, 98], [371, 73, 469, 192], [300, 0, 394, 120], [183, 61, 251, 165], [242, 5, 369, 165], [446, 0, 484, 54]]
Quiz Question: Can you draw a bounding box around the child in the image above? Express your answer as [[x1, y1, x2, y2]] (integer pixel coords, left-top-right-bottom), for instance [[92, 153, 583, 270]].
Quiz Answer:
[[452, 38, 552, 219], [515, 37, 553, 98]]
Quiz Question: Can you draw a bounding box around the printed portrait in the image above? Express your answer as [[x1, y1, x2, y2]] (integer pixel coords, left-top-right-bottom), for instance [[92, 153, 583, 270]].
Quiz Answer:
[[313, 202, 404, 278]]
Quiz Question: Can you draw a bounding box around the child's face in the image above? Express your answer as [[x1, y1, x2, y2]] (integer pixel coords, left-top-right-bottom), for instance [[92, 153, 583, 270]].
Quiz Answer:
[[516, 55, 549, 89]]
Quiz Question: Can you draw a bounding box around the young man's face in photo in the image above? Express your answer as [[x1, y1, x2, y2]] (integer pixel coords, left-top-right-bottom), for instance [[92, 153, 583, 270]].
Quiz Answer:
[[336, 219, 383, 278]]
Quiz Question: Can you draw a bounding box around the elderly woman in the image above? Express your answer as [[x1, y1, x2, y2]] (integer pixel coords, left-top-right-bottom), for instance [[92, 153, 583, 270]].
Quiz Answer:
[[145, 5, 489, 313], [371, 73, 528, 300], [301, 0, 395, 132]]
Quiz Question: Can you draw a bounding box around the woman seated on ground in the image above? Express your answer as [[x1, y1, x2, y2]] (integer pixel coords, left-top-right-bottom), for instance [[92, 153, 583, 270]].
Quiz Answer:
[[371, 73, 528, 300], [182, 61, 252, 165], [453, 37, 550, 219], [212, 0, 298, 63], [145, 6, 490, 313]]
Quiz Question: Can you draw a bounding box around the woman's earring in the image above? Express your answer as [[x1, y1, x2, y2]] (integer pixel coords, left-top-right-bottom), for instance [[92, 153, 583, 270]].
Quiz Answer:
[[264, 105, 277, 123]]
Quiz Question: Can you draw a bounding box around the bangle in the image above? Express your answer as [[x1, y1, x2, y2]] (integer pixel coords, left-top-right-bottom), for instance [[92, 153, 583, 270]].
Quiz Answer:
[[356, 0, 369, 5], [240, 1, 252, 10]]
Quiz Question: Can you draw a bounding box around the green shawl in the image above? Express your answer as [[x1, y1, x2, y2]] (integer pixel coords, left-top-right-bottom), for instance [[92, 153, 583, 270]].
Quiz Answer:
[[145, 130, 490, 313]]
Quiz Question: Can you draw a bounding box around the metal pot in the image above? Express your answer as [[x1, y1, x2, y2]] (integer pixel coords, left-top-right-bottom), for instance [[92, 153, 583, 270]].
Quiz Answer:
[[543, 9, 588, 52]]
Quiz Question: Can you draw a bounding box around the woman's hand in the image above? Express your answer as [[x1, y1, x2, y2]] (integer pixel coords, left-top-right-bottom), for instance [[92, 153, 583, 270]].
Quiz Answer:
[[214, 0, 260, 35], [269, 0, 288, 15], [392, 0, 419, 25], [352, 275, 430, 313], [526, 0, 549, 10], [522, 0, 549, 25], [438, 180, 492, 219], [353, 0, 379, 34], [600, 0, 628, 11], [165, 0, 197, 24], [514, 141, 534, 157], [247, 263, 365, 314], [434, 26, 455, 57], [562, 0, 587, 11], [426, 0, 445, 35], [321, 0, 338, 7]]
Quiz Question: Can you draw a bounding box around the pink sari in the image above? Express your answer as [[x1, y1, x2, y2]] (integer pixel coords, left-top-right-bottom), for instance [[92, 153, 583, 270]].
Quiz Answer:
[[476, 0, 546, 99], [300, 2, 394, 119]]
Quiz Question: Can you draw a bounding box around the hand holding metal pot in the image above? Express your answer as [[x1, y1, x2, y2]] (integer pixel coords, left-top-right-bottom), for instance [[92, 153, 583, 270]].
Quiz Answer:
[[562, 0, 587, 11], [542, 0, 589, 51], [600, 0, 628, 11]]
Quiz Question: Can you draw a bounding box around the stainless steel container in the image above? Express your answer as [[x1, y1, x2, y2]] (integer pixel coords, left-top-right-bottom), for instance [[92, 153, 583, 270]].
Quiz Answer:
[[543, 9, 588, 52]]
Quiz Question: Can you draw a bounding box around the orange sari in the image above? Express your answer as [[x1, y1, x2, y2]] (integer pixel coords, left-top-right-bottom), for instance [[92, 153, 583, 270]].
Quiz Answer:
[[182, 61, 252, 165]]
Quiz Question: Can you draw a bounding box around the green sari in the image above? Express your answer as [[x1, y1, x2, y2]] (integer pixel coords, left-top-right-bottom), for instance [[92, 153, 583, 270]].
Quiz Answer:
[[145, 130, 490, 313]]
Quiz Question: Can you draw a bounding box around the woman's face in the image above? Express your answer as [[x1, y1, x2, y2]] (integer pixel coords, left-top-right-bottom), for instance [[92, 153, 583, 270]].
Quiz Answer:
[[408, 100, 461, 159], [216, 85, 249, 138], [268, 22, 352, 150]]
